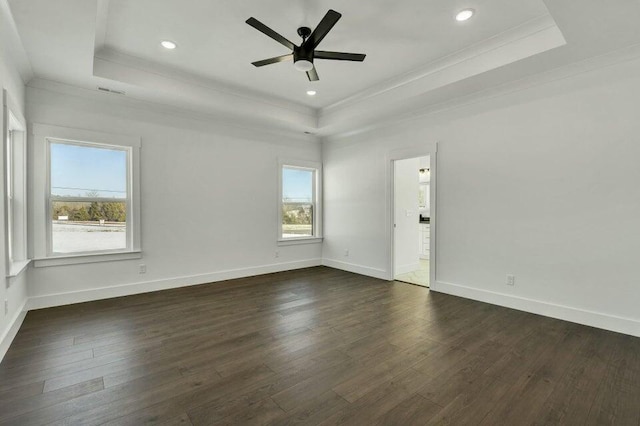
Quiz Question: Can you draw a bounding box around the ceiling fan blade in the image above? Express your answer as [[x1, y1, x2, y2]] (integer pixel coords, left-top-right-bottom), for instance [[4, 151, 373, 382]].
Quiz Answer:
[[306, 67, 319, 81], [246, 17, 296, 50], [252, 54, 293, 67], [303, 9, 341, 50], [314, 51, 366, 61]]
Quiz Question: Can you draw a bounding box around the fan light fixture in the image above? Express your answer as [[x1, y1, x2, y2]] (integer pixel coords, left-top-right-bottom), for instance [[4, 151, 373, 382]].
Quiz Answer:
[[455, 9, 475, 21], [161, 40, 177, 49], [294, 60, 314, 72]]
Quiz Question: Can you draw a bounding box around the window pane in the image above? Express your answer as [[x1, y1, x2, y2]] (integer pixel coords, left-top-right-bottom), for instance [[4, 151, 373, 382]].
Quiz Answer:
[[51, 201, 126, 253], [50, 142, 127, 199], [282, 167, 314, 238]]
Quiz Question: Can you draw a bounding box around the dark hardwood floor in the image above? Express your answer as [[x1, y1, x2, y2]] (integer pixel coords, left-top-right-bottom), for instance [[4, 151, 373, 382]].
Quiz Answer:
[[1, 266, 639, 425]]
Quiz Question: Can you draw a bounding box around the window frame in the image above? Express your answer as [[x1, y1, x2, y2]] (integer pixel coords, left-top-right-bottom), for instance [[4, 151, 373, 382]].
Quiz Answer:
[[32, 124, 142, 267], [3, 90, 29, 277], [277, 159, 323, 245]]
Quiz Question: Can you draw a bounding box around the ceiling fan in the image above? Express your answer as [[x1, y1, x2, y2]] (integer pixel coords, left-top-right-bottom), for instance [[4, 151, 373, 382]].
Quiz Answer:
[[246, 9, 366, 81]]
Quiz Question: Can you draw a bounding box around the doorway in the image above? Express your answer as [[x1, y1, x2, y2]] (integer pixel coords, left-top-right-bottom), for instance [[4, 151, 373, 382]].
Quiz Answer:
[[393, 155, 432, 287]]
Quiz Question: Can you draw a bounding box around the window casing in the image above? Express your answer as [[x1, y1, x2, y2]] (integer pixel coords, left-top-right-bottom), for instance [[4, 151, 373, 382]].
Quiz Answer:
[[278, 159, 322, 244], [32, 124, 141, 267], [3, 90, 28, 277]]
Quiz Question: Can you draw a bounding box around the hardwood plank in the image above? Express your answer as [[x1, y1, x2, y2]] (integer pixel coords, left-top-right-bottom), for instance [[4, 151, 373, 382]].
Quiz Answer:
[[424, 374, 512, 425], [319, 368, 432, 425], [269, 390, 349, 426], [0, 377, 104, 424], [373, 393, 442, 426]]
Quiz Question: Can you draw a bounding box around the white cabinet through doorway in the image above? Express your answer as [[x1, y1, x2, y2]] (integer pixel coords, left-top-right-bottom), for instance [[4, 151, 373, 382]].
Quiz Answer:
[[420, 223, 430, 259]]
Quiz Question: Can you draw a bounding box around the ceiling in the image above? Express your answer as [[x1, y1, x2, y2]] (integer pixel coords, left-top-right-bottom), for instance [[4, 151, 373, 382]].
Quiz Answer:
[[6, 0, 640, 136], [100, 0, 550, 107]]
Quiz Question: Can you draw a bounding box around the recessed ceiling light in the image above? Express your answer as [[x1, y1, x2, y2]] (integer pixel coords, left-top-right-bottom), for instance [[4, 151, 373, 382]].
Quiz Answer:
[[306, 90, 317, 96], [455, 9, 475, 22], [161, 40, 177, 49]]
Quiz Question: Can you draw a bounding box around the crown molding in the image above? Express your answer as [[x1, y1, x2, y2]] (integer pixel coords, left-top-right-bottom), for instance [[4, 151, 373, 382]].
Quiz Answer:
[[26, 78, 319, 145], [93, 47, 317, 130], [93, 0, 109, 52], [323, 41, 640, 142], [0, 0, 34, 83], [321, 15, 563, 116]]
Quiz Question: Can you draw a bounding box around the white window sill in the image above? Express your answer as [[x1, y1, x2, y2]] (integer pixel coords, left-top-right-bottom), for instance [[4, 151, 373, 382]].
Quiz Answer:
[[7, 259, 31, 278], [277, 237, 323, 246], [33, 251, 142, 268]]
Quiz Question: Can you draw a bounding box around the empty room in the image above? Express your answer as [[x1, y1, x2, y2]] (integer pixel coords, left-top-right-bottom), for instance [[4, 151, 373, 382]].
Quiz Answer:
[[1, 0, 640, 424]]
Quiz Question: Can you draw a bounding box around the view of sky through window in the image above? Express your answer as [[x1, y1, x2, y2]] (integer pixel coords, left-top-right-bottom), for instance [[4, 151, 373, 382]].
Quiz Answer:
[[282, 167, 312, 202], [50, 142, 127, 198]]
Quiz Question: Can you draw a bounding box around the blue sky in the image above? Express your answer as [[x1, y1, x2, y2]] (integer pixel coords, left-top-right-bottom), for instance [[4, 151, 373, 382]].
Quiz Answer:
[[50, 143, 127, 198], [283, 168, 312, 202]]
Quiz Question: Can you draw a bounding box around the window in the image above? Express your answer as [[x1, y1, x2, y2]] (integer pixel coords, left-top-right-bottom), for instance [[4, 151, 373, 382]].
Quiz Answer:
[[49, 141, 129, 254], [32, 124, 141, 266], [3, 91, 28, 276], [278, 160, 322, 243]]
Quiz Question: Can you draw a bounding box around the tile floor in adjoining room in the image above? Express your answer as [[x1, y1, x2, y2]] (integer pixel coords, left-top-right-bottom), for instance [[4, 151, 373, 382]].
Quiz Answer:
[[395, 258, 430, 287]]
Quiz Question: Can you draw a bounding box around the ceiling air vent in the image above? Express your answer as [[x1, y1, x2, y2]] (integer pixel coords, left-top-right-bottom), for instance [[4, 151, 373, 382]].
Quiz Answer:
[[97, 87, 126, 95]]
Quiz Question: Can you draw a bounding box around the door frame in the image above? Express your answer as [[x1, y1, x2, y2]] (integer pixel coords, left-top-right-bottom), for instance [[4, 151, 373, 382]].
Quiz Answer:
[[387, 143, 438, 287]]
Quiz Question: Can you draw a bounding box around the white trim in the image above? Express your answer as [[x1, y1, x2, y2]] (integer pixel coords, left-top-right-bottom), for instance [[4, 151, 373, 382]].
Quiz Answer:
[[432, 280, 640, 338], [93, 47, 316, 119], [33, 123, 141, 148], [322, 15, 562, 114], [26, 80, 319, 145], [31, 123, 142, 262], [3, 90, 30, 279], [7, 259, 30, 278], [387, 144, 438, 287], [92, 49, 316, 133], [0, 299, 28, 363], [33, 251, 142, 268], [321, 258, 388, 281], [27, 258, 322, 310], [278, 158, 323, 241], [277, 237, 323, 246], [94, 0, 110, 52], [0, 0, 35, 83], [324, 42, 640, 141]]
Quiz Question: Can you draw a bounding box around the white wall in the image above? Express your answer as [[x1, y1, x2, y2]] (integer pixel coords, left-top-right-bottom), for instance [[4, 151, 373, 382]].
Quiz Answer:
[[26, 85, 322, 307], [418, 156, 430, 217], [393, 157, 419, 276], [323, 54, 640, 336], [0, 3, 28, 359]]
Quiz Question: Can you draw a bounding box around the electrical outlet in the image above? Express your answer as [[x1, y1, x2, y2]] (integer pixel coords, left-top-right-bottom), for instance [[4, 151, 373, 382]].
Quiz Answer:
[[139, 264, 147, 274], [506, 274, 515, 286], [4, 300, 8, 316], [344, 249, 349, 257], [275, 251, 280, 258]]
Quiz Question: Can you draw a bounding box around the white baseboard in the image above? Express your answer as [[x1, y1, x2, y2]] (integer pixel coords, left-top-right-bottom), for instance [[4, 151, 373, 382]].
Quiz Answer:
[[0, 299, 28, 363], [395, 262, 420, 276], [27, 258, 322, 311], [433, 280, 640, 338], [321, 258, 389, 280]]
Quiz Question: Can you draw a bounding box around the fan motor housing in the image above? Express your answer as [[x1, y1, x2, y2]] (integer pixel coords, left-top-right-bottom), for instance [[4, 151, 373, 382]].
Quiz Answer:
[[294, 27, 314, 64], [293, 47, 313, 64]]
